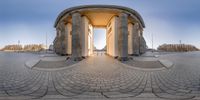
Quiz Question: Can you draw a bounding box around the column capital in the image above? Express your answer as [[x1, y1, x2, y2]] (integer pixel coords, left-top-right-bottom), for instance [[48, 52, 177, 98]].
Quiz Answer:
[[119, 12, 128, 17], [119, 12, 131, 18], [59, 21, 66, 30], [71, 11, 81, 16]]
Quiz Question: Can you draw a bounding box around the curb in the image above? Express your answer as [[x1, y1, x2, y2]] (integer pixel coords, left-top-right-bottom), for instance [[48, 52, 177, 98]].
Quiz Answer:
[[118, 60, 166, 71], [158, 59, 174, 69], [25, 59, 41, 69], [32, 59, 85, 71]]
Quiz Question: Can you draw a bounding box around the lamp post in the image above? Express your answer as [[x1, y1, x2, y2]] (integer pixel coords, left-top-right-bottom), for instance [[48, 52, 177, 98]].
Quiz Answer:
[[18, 40, 20, 53], [151, 33, 154, 53], [46, 32, 48, 54]]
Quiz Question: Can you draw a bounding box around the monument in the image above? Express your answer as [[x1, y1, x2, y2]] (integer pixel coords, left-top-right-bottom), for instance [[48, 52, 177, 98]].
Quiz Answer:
[[53, 5, 147, 61]]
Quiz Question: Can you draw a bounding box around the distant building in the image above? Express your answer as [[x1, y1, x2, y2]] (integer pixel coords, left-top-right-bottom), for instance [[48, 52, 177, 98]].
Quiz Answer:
[[1, 44, 23, 51], [158, 44, 199, 52], [2, 44, 45, 52], [102, 46, 107, 51], [23, 44, 44, 52]]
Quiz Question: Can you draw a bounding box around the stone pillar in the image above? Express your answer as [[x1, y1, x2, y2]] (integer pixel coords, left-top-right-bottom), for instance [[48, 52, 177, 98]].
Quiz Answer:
[[71, 12, 82, 61], [118, 13, 128, 61], [60, 22, 67, 55], [53, 30, 59, 54], [132, 23, 140, 56], [140, 36, 146, 54], [139, 31, 146, 54], [55, 28, 62, 55]]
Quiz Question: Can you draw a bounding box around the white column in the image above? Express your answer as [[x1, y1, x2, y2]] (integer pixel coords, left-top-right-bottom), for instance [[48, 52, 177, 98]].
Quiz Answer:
[[66, 23, 72, 55], [60, 22, 67, 55]]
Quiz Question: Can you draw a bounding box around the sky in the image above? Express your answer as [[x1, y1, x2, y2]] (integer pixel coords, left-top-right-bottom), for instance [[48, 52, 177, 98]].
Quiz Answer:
[[0, 0, 200, 49], [94, 28, 106, 49]]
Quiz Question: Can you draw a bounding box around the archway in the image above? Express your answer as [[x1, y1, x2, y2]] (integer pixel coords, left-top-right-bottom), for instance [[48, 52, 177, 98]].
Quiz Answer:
[[53, 5, 147, 61]]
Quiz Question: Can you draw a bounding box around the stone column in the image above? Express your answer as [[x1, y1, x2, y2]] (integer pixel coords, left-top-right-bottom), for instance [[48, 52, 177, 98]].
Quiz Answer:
[[132, 23, 140, 56], [140, 36, 146, 54], [55, 28, 62, 55], [60, 22, 67, 55], [71, 12, 82, 61], [139, 31, 146, 54], [53, 29, 59, 54], [118, 13, 128, 61]]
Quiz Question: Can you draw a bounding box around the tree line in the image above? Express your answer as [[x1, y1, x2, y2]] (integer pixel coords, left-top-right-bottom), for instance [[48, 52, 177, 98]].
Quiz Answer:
[[157, 44, 199, 52], [1, 44, 45, 52]]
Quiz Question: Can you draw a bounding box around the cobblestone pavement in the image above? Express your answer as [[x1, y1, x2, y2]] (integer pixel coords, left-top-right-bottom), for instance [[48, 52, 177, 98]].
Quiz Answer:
[[0, 52, 200, 100]]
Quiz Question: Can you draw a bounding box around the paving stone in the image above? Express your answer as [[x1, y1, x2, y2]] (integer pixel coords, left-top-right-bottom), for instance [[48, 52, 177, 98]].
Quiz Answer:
[[0, 52, 200, 99]]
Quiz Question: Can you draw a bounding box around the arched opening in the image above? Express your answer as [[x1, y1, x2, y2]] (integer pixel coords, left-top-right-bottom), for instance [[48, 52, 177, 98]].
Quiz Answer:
[[93, 28, 106, 56], [93, 28, 106, 50]]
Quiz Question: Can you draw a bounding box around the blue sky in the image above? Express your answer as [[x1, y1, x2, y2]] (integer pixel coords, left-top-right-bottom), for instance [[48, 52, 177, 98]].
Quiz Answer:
[[94, 28, 106, 49], [0, 0, 200, 49]]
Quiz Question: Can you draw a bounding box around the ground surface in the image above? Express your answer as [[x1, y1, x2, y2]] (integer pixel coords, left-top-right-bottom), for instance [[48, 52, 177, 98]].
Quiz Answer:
[[0, 51, 200, 100]]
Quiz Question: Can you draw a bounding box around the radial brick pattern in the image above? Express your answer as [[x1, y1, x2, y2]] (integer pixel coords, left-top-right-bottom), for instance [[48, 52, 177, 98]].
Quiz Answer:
[[0, 52, 200, 100]]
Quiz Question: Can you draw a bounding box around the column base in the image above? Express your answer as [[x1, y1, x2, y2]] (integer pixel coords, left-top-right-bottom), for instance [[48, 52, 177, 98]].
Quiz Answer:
[[132, 53, 140, 56], [71, 57, 83, 61], [118, 57, 129, 61]]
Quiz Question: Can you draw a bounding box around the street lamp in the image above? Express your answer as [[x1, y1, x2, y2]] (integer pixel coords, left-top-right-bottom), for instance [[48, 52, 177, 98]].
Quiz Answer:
[[18, 40, 20, 53], [46, 32, 48, 54], [151, 33, 154, 53]]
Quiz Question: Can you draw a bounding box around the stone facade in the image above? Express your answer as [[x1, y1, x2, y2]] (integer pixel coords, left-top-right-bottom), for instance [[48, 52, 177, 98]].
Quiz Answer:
[[53, 5, 147, 60]]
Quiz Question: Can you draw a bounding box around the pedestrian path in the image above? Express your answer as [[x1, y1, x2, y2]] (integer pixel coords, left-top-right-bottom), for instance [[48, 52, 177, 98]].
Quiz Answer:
[[0, 52, 200, 100]]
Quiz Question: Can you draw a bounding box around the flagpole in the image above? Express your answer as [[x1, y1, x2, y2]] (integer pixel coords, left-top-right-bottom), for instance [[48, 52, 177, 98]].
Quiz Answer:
[[46, 32, 47, 53]]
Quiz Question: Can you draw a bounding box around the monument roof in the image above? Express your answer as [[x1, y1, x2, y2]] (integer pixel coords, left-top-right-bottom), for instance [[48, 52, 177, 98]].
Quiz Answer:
[[54, 5, 145, 28]]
